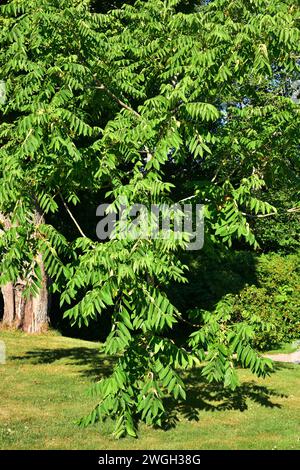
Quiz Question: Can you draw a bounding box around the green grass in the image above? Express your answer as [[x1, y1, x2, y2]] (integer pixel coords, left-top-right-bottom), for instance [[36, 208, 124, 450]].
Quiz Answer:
[[0, 329, 300, 450], [266, 341, 300, 355]]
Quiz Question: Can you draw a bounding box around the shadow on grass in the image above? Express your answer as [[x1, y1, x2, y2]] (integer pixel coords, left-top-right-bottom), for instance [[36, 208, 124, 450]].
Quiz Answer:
[[12, 347, 287, 429], [11, 347, 115, 381], [161, 369, 286, 430]]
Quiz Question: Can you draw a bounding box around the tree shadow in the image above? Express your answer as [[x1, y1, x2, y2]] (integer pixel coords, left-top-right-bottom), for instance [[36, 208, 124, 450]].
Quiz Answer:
[[12, 347, 287, 432], [11, 347, 115, 381], [160, 367, 287, 430]]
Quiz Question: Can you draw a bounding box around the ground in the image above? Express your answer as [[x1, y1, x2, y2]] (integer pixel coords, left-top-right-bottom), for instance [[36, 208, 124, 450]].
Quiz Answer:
[[0, 329, 299, 450]]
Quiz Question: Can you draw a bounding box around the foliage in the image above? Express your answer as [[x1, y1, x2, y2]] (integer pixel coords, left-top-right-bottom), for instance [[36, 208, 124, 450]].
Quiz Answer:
[[230, 252, 300, 349], [0, 0, 299, 438], [180, 249, 300, 351], [188, 295, 274, 388], [184, 250, 300, 351], [253, 187, 300, 253]]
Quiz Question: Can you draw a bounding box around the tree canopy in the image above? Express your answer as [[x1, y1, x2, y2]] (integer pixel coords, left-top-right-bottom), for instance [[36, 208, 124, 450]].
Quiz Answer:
[[0, 0, 299, 437]]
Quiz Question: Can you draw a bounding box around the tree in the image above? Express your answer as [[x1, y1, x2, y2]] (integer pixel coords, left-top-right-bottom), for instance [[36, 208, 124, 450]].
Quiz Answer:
[[0, 0, 299, 436], [0, 0, 96, 331]]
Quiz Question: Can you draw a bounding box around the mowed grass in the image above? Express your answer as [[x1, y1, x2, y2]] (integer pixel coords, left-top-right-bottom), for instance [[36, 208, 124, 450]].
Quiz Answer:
[[0, 329, 300, 450]]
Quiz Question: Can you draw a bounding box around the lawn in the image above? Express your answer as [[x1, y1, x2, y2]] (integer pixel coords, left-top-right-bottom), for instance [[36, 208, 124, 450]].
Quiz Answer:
[[0, 329, 299, 450]]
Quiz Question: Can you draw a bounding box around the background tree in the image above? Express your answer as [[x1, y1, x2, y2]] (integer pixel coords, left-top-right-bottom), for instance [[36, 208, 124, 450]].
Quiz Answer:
[[0, 0, 99, 332]]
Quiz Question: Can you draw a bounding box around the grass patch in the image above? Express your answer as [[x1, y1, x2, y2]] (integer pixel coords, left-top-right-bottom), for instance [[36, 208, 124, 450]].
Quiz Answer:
[[266, 341, 300, 355], [0, 329, 300, 450]]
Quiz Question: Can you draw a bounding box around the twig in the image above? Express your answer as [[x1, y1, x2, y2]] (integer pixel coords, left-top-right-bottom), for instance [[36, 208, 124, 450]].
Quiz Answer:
[[211, 168, 221, 183], [242, 206, 300, 219], [95, 81, 141, 118], [178, 194, 197, 203], [241, 211, 278, 218], [94, 79, 155, 164], [287, 207, 300, 214], [176, 314, 202, 328], [59, 193, 87, 238]]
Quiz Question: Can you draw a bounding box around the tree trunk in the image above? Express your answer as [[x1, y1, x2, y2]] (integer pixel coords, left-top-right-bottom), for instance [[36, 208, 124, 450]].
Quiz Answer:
[[1, 279, 49, 333], [0, 211, 49, 333], [22, 254, 49, 333], [2, 282, 15, 326]]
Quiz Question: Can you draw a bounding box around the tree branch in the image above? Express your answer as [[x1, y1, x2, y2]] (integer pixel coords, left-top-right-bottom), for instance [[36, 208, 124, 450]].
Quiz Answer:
[[93, 78, 154, 163], [241, 211, 278, 218], [59, 193, 87, 238], [287, 207, 300, 214], [242, 206, 300, 219], [94, 80, 141, 118]]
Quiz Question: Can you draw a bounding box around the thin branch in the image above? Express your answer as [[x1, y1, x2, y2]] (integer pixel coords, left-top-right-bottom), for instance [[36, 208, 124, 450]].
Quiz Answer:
[[211, 166, 221, 183], [287, 207, 300, 214], [178, 194, 197, 203], [241, 211, 278, 218], [94, 78, 155, 163], [177, 314, 202, 328], [211, 165, 237, 184], [242, 206, 300, 219], [94, 80, 141, 118], [59, 193, 87, 238]]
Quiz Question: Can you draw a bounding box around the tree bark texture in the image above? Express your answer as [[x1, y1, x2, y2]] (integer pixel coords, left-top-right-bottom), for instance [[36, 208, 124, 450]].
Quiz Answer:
[[0, 211, 49, 333]]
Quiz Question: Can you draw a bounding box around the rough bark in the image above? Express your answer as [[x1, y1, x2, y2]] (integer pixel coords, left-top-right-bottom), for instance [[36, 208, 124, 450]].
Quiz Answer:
[[1, 282, 15, 326], [0, 214, 16, 328], [0, 210, 49, 333], [1, 276, 49, 333], [22, 254, 49, 333]]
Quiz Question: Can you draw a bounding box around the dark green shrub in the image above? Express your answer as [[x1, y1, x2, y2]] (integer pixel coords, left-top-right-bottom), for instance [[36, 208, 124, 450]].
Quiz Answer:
[[230, 252, 300, 350], [253, 188, 300, 254]]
